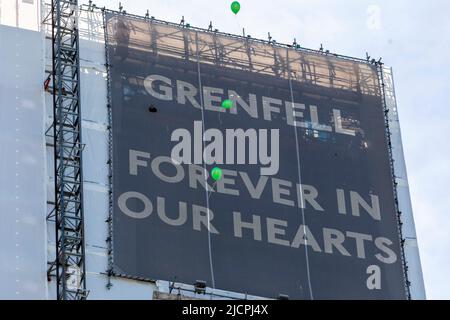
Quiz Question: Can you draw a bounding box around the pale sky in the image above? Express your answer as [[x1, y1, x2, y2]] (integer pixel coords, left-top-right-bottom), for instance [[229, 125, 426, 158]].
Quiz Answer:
[[82, 0, 449, 299]]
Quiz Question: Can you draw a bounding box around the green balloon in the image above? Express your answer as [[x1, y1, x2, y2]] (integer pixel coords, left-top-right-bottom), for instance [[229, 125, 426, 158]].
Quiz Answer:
[[211, 167, 223, 181], [231, 1, 240, 14], [221, 99, 233, 109]]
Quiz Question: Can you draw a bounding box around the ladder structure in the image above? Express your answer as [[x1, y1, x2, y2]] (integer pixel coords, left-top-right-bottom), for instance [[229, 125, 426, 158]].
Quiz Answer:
[[48, 0, 87, 300]]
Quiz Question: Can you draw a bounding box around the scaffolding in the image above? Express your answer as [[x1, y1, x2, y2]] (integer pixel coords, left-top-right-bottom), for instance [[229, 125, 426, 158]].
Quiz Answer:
[[377, 66, 411, 299], [102, 7, 381, 97], [47, 0, 87, 300], [37, 2, 419, 299]]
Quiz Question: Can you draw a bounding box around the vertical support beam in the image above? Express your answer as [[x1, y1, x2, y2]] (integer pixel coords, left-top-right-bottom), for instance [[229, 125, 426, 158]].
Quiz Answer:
[[50, 0, 87, 300], [382, 67, 426, 299], [102, 8, 114, 290]]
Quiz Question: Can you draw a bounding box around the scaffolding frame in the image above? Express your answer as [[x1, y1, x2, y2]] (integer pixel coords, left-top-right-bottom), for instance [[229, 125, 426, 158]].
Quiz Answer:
[[40, 3, 417, 300], [377, 66, 411, 299], [47, 0, 87, 300]]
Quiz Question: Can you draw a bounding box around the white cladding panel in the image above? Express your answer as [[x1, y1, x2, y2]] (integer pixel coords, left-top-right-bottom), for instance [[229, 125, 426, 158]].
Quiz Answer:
[[43, 10, 427, 299], [383, 67, 426, 299], [0, 24, 47, 299], [43, 7, 160, 300]]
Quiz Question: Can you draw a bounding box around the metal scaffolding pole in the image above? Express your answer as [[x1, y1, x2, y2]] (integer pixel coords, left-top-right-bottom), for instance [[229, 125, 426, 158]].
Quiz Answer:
[[377, 65, 411, 300], [49, 0, 87, 300]]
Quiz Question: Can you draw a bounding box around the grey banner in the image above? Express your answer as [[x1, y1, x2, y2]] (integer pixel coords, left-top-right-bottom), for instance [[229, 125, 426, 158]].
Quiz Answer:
[[106, 12, 407, 299]]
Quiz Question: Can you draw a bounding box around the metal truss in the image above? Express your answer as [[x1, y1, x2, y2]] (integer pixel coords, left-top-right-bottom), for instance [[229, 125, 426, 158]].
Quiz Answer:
[[84, 4, 397, 300], [49, 0, 87, 300]]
